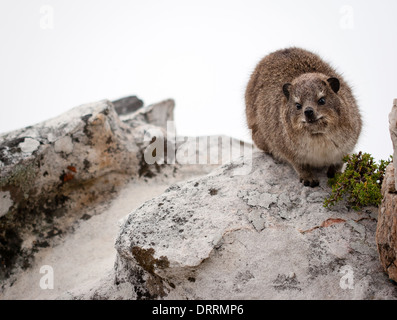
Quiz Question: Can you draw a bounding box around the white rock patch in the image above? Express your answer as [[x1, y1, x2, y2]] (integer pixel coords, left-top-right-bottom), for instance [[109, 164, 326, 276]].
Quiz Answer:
[[19, 138, 40, 154], [0, 191, 13, 218], [54, 136, 74, 154]]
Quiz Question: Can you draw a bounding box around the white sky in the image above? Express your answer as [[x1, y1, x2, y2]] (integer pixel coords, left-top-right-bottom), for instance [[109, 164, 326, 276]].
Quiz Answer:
[[0, 0, 396, 161]]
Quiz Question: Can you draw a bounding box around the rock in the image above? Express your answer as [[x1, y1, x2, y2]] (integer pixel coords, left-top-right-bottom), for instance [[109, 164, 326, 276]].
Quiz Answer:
[[376, 99, 397, 282], [73, 151, 396, 300], [389, 99, 397, 191], [0, 94, 252, 288], [0, 97, 175, 280], [120, 99, 175, 130], [19, 138, 41, 154], [0, 191, 13, 218], [377, 164, 397, 283], [112, 96, 144, 116], [54, 136, 74, 154]]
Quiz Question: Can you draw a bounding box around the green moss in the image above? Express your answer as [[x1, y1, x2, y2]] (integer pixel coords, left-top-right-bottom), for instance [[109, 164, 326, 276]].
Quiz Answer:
[[0, 161, 37, 193], [324, 152, 391, 210]]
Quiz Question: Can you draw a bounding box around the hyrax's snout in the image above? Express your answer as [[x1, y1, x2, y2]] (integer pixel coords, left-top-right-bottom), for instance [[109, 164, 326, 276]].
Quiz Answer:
[[304, 107, 316, 122]]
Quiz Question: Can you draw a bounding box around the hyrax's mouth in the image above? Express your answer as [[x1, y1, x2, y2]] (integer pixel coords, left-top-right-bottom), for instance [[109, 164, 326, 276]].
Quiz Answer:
[[302, 115, 324, 124], [301, 116, 327, 134]]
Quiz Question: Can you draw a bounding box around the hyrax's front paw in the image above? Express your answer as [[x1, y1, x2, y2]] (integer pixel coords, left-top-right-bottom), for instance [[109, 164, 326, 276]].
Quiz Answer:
[[299, 177, 320, 188], [294, 164, 319, 188], [327, 163, 343, 179]]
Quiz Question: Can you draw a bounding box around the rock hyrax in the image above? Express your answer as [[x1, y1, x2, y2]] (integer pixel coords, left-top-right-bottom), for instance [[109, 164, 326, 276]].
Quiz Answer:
[[245, 47, 362, 187]]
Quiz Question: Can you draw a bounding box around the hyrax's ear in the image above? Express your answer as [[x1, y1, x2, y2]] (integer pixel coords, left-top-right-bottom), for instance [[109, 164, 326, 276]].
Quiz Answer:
[[327, 77, 340, 94], [283, 83, 291, 99]]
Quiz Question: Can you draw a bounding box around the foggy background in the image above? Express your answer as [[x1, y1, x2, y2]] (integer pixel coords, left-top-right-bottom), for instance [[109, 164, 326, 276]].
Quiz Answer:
[[0, 0, 396, 162]]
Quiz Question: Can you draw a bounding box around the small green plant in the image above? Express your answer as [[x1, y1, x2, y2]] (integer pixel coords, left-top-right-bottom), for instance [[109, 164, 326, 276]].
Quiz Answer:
[[324, 152, 392, 210]]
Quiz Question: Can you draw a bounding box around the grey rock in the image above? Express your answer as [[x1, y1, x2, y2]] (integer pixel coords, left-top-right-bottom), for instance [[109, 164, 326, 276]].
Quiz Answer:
[[112, 96, 144, 116], [19, 138, 41, 154], [120, 99, 175, 130], [0, 191, 13, 218], [376, 98, 397, 283], [75, 151, 396, 300], [0, 94, 252, 286], [389, 99, 397, 191], [377, 163, 397, 283], [0, 97, 177, 280]]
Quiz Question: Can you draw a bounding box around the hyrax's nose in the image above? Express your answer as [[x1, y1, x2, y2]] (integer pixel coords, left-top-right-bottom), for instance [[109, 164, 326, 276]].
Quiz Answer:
[[304, 107, 315, 119]]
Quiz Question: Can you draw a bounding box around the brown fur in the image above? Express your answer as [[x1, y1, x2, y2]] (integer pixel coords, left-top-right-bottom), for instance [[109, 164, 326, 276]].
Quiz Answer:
[[245, 47, 362, 187]]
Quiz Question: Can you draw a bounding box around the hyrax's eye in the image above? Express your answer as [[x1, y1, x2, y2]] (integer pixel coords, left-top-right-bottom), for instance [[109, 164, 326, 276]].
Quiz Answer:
[[296, 103, 302, 110], [318, 98, 326, 105]]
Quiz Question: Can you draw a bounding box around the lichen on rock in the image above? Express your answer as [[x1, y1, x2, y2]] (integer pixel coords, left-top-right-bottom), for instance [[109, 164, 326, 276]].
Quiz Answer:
[[84, 151, 397, 300], [0, 96, 175, 280]]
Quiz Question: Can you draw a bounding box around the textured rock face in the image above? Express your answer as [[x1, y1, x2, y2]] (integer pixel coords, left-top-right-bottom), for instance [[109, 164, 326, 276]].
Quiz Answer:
[[376, 99, 397, 283], [389, 99, 397, 191], [112, 96, 144, 116], [75, 151, 396, 300], [377, 164, 397, 282], [0, 97, 174, 279], [119, 99, 175, 130]]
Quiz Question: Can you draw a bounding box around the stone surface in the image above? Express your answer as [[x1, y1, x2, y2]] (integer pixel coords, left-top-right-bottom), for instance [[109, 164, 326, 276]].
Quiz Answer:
[[377, 166, 397, 283], [389, 99, 397, 191], [376, 164, 397, 281], [0, 191, 13, 218], [112, 96, 144, 116], [120, 99, 175, 130], [0, 94, 252, 292], [3, 95, 396, 300], [376, 99, 397, 283], [0, 97, 176, 280], [72, 151, 397, 300], [19, 138, 41, 154], [1, 173, 217, 300]]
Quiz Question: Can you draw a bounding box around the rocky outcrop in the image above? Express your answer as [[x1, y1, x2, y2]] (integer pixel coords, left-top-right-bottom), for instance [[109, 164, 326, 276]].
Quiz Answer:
[[377, 164, 397, 283], [0, 97, 175, 279], [71, 151, 396, 300], [389, 99, 397, 191], [376, 99, 397, 283], [0, 93, 251, 288], [3, 95, 396, 300]]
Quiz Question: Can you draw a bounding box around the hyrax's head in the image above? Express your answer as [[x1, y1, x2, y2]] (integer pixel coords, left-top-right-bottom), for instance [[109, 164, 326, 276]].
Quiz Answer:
[[282, 73, 341, 135]]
